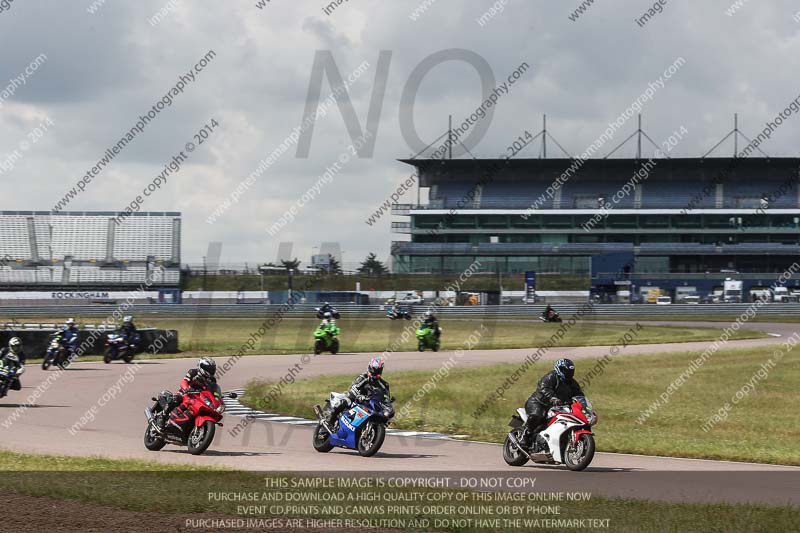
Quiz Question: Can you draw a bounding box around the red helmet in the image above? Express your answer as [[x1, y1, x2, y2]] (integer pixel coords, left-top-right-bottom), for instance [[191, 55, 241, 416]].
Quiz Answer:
[[367, 357, 385, 379]]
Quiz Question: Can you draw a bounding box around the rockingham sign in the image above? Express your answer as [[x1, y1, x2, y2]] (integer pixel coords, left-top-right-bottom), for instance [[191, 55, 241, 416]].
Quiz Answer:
[[51, 291, 111, 300], [0, 291, 158, 301]]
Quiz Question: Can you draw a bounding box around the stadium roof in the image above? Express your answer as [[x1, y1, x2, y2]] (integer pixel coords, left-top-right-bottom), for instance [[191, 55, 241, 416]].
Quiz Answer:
[[400, 157, 800, 187], [0, 211, 181, 216]]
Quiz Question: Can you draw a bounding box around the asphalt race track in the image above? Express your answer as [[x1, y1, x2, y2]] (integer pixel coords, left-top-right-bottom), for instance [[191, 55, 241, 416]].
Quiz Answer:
[[2, 321, 798, 506]]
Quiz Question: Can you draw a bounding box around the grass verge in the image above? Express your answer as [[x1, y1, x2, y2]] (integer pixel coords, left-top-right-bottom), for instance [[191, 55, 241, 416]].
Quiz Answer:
[[4, 317, 767, 359], [0, 450, 796, 532]]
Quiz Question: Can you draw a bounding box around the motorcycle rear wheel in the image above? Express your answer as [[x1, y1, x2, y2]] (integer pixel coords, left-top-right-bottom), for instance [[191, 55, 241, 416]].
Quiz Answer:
[[188, 421, 216, 455], [357, 421, 386, 457], [312, 423, 334, 452], [143, 424, 166, 451], [564, 433, 595, 471], [502, 429, 529, 466]]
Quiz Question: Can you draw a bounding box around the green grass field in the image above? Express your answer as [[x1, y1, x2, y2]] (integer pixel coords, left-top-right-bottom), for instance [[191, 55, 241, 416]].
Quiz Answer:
[[6, 317, 765, 359], [244, 343, 800, 465], [0, 450, 796, 532]]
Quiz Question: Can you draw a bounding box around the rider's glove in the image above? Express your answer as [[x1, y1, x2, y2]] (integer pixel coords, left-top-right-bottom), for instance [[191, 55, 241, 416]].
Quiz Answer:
[[358, 395, 368, 403], [549, 397, 562, 406]]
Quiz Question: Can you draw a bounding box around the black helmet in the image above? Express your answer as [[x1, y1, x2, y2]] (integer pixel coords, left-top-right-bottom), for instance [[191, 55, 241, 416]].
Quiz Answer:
[[198, 357, 217, 378], [554, 358, 575, 381]]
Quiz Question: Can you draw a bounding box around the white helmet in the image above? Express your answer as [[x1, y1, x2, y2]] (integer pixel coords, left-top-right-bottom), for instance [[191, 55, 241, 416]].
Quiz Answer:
[[65, 318, 76, 326], [8, 337, 21, 354], [123, 315, 133, 323]]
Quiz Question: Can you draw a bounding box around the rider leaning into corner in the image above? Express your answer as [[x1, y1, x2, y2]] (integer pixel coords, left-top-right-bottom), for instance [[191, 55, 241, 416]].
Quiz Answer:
[[324, 357, 390, 431], [541, 304, 555, 319], [523, 358, 584, 448], [0, 337, 26, 392], [155, 357, 218, 432]]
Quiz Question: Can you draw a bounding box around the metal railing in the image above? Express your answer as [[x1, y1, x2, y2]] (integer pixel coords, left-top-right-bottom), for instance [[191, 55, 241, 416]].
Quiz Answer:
[[1, 302, 799, 318]]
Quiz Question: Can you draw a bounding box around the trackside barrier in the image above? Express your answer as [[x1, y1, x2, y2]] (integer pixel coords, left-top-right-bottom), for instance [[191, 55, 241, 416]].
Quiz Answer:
[[0, 303, 799, 318], [0, 328, 179, 356]]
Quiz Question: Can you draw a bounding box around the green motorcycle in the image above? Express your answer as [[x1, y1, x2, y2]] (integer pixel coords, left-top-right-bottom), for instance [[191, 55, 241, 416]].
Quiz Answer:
[[313, 323, 341, 355], [416, 325, 440, 352]]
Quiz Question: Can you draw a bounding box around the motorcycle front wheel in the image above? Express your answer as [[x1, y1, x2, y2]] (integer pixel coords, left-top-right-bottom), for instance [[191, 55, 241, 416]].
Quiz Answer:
[[188, 421, 216, 455], [41, 354, 53, 370], [330, 339, 339, 355], [103, 348, 114, 364], [502, 429, 529, 466], [563, 433, 595, 471], [312, 423, 334, 453], [143, 424, 166, 451], [357, 422, 386, 457]]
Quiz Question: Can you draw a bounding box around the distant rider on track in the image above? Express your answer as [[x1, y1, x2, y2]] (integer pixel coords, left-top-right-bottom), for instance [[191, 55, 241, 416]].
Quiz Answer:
[[119, 315, 139, 349], [0, 337, 26, 392], [422, 311, 441, 340], [61, 318, 80, 355]]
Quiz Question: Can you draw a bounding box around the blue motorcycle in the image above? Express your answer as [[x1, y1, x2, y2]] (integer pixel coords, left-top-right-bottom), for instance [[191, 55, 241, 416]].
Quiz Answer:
[[42, 332, 73, 370], [104, 332, 140, 364], [313, 389, 395, 457], [385, 307, 412, 320], [0, 361, 23, 399]]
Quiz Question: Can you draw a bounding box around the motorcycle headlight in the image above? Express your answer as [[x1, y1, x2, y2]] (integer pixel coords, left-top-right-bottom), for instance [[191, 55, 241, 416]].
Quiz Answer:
[[203, 397, 214, 408], [216, 404, 226, 414], [586, 411, 597, 425]]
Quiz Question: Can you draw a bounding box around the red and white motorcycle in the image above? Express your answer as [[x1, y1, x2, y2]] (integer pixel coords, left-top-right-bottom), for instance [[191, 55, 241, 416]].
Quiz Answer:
[[503, 396, 597, 471]]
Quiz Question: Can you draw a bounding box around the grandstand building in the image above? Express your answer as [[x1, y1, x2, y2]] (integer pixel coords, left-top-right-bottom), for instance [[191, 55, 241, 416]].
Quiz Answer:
[[391, 157, 800, 298], [0, 211, 181, 289]]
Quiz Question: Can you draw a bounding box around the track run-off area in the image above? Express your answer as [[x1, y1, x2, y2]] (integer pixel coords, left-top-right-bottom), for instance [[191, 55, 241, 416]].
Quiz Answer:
[[1, 320, 798, 507]]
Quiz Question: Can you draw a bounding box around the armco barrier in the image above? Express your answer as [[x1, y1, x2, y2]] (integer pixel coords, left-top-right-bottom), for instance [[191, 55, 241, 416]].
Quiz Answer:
[[0, 328, 179, 357], [0, 303, 799, 318]]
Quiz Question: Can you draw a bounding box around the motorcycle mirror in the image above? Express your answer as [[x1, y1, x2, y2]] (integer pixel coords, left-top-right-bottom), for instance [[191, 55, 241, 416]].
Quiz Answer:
[[228, 392, 238, 399]]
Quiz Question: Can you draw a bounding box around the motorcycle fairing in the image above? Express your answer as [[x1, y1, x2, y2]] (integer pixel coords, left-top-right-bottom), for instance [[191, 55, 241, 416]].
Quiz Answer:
[[330, 404, 372, 449]]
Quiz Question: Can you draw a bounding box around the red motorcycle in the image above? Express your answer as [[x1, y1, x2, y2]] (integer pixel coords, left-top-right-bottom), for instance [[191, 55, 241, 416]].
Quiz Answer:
[[143, 385, 237, 455]]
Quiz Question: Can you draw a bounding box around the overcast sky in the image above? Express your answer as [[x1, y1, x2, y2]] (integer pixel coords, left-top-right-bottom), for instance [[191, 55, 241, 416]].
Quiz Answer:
[[3, 0, 800, 265]]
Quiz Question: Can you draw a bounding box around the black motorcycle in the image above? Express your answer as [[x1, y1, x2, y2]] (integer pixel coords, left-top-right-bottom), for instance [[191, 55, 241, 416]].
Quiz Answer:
[[315, 306, 341, 319], [104, 332, 139, 364], [385, 307, 412, 320], [539, 311, 562, 323]]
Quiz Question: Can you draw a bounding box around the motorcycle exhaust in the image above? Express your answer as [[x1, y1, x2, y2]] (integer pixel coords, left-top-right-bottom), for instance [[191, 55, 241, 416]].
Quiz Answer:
[[507, 432, 533, 460]]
